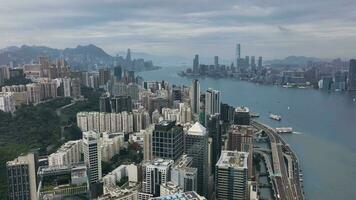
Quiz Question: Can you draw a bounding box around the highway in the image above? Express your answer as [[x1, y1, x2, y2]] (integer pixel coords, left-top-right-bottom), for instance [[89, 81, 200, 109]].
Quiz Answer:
[[252, 121, 305, 200]]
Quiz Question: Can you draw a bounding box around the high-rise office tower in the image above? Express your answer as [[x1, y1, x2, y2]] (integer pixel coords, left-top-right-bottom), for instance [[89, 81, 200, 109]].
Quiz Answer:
[[127, 70, 135, 83], [215, 151, 249, 200], [142, 158, 174, 197], [245, 56, 250, 68], [207, 114, 222, 173], [153, 120, 184, 161], [99, 95, 111, 113], [193, 55, 199, 74], [171, 155, 198, 192], [258, 56, 263, 68], [111, 95, 132, 113], [191, 79, 200, 114], [251, 56, 256, 70], [83, 131, 102, 184], [348, 59, 356, 90], [126, 48, 132, 62], [227, 125, 254, 178], [236, 44, 241, 68], [234, 106, 251, 125], [214, 56, 219, 70], [6, 153, 37, 200], [220, 103, 235, 123], [114, 66, 122, 80], [185, 122, 209, 197], [205, 88, 221, 116]]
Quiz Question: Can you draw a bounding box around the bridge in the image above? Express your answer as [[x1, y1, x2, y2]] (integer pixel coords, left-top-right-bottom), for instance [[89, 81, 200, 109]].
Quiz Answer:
[[252, 121, 305, 200]]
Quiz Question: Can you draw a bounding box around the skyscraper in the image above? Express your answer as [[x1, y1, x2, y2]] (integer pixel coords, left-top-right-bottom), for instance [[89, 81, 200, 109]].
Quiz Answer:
[[236, 44, 241, 68], [114, 65, 122, 80], [99, 68, 110, 86], [171, 155, 198, 192], [111, 95, 132, 113], [348, 59, 356, 90], [185, 122, 209, 197], [191, 79, 200, 114], [7, 153, 37, 200], [258, 56, 263, 68], [142, 158, 174, 197], [214, 56, 219, 70], [215, 151, 249, 200], [205, 88, 220, 117], [153, 120, 184, 161], [234, 106, 251, 125], [251, 56, 256, 70], [245, 56, 250, 68], [206, 114, 222, 173], [126, 48, 132, 62], [83, 131, 102, 184], [99, 95, 111, 113], [193, 54, 199, 74]]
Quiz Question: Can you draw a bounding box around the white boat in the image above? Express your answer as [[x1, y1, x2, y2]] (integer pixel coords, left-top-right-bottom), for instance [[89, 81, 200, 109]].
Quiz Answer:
[[276, 127, 293, 134], [270, 113, 282, 121], [250, 112, 260, 118]]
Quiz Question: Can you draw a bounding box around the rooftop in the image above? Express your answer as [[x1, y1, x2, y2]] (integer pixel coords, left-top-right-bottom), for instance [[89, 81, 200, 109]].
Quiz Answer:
[[216, 151, 248, 169], [150, 191, 206, 200], [235, 106, 250, 113], [187, 122, 206, 136]]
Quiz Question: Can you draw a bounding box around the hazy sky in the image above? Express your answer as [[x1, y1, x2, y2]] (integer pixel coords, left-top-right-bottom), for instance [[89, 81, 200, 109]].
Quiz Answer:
[[0, 0, 356, 60]]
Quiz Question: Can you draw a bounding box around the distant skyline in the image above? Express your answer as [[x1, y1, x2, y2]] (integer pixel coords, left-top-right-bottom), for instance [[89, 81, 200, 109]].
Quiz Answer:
[[0, 0, 356, 60]]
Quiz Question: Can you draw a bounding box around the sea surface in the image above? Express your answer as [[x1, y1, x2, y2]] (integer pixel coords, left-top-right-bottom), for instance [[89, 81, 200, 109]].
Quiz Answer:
[[138, 66, 356, 200]]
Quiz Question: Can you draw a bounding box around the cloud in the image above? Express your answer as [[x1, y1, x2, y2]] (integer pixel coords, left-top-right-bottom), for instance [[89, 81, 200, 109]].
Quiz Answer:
[[0, 0, 355, 60]]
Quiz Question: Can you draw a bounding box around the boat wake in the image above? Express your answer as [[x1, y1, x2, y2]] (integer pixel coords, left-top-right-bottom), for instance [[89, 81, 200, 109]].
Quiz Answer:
[[293, 131, 304, 135]]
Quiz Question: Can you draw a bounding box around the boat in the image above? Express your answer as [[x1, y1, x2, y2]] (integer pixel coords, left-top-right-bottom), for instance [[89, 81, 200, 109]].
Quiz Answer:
[[270, 113, 282, 121], [250, 112, 260, 118], [276, 127, 293, 134]]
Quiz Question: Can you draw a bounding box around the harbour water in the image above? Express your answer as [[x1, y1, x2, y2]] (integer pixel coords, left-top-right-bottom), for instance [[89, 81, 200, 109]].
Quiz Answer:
[[139, 66, 356, 200]]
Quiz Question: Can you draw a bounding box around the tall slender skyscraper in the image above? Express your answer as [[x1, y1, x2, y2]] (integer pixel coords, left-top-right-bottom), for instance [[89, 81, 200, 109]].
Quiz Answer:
[[348, 59, 356, 90], [114, 65, 122, 80], [205, 88, 220, 116], [193, 55, 199, 74], [251, 56, 256, 70], [207, 114, 222, 173], [185, 122, 209, 197], [258, 56, 263, 68], [214, 56, 219, 70], [191, 79, 200, 114], [236, 44, 241, 68], [245, 56, 250, 68], [83, 131, 102, 184]]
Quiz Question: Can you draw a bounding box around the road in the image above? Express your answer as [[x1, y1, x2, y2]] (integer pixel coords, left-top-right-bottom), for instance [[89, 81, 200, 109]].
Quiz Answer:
[[252, 120, 305, 200], [55, 100, 76, 141]]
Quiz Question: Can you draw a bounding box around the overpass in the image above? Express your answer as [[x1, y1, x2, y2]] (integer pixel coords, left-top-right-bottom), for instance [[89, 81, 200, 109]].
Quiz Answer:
[[252, 121, 305, 200]]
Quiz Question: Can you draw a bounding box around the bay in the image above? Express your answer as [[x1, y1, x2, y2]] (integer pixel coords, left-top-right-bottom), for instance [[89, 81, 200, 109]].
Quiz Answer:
[[138, 66, 356, 200]]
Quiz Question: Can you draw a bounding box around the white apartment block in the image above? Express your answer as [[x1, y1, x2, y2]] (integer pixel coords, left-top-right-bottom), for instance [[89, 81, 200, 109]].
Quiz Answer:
[[48, 140, 82, 166], [0, 92, 16, 113]]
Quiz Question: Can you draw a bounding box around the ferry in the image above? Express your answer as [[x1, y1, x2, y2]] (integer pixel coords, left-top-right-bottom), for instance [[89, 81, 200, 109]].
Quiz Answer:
[[250, 112, 260, 118], [270, 113, 282, 121], [276, 127, 293, 134]]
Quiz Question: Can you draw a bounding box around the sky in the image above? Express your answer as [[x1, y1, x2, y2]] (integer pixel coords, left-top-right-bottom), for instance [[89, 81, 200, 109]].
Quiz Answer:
[[0, 0, 356, 61]]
